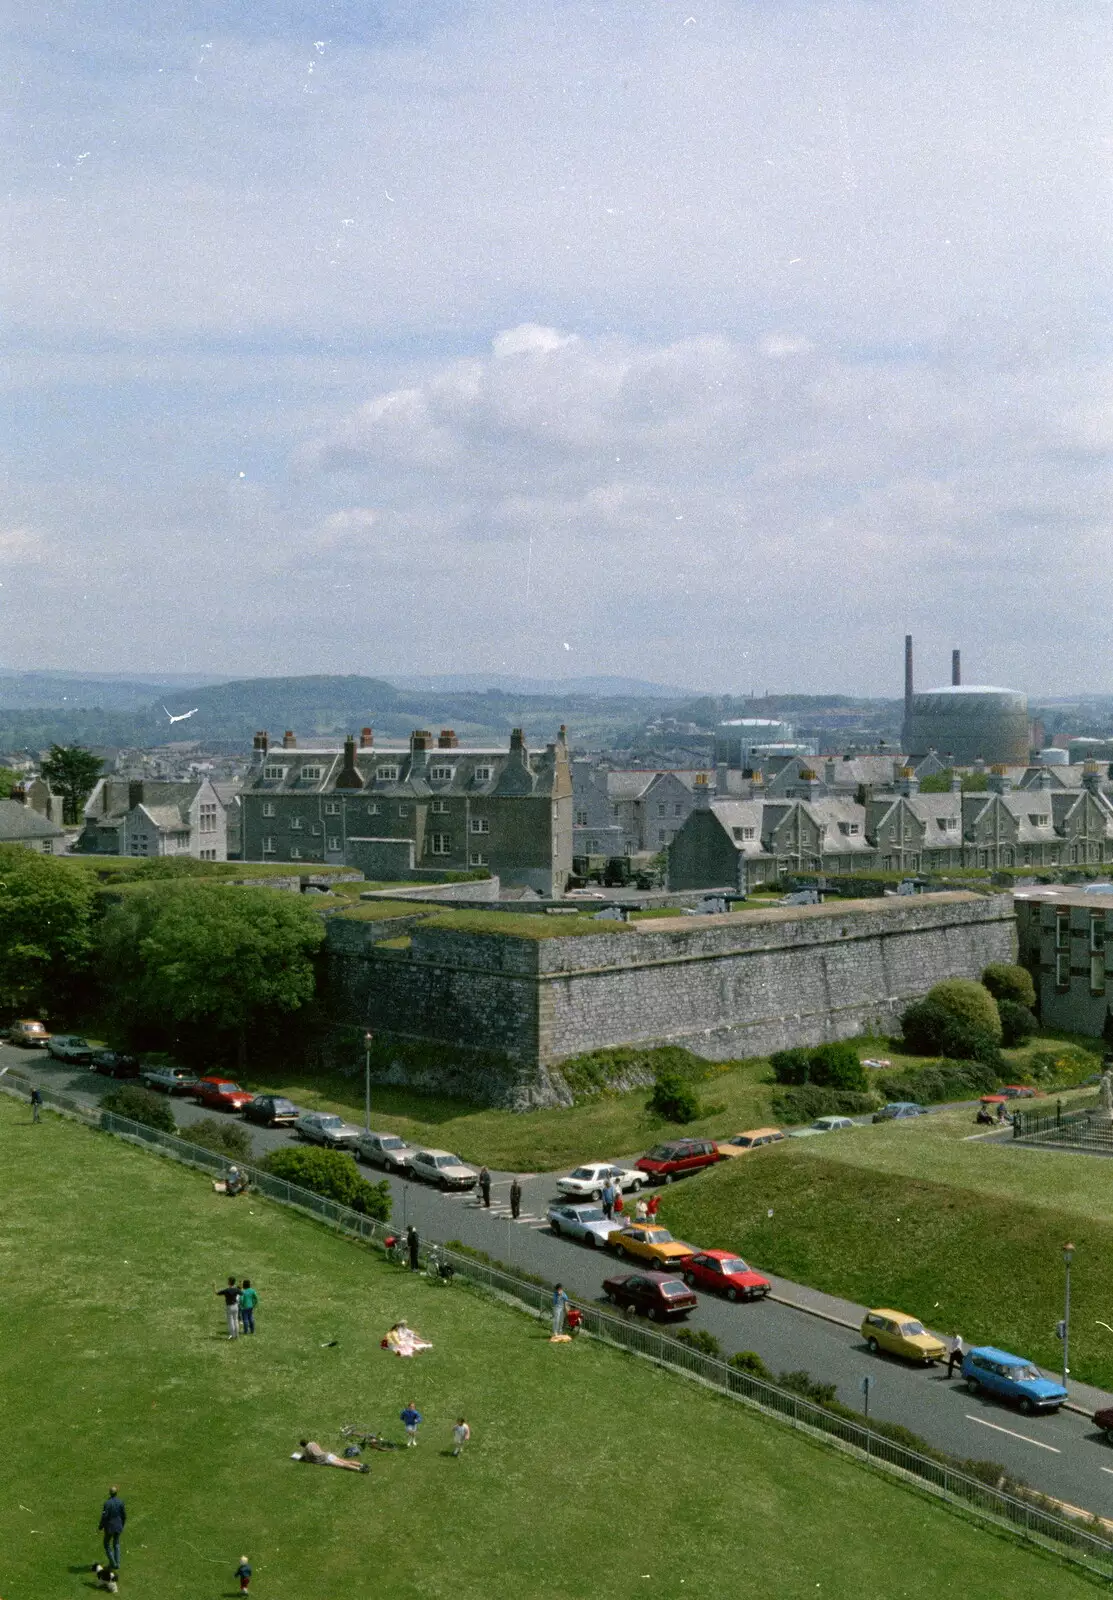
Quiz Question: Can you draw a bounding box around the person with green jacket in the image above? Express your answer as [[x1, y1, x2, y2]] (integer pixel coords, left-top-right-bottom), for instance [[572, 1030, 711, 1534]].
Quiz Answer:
[[238, 1280, 259, 1335]]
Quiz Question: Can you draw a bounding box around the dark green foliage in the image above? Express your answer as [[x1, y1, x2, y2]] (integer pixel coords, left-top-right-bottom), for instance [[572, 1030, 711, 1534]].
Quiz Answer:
[[1026, 1045, 1100, 1085], [261, 1146, 391, 1221], [38, 743, 103, 824], [899, 998, 953, 1054], [670, 1327, 722, 1357], [998, 1001, 1038, 1048], [647, 1070, 701, 1123], [728, 1350, 773, 1379], [982, 963, 1037, 1010], [769, 1047, 811, 1086], [881, 1058, 998, 1106], [0, 767, 17, 798], [558, 1044, 715, 1103], [0, 846, 97, 1015], [777, 1370, 839, 1406], [99, 1083, 177, 1133], [179, 1117, 253, 1161], [1103, 1010, 1113, 1052], [937, 1015, 1002, 1070], [901, 996, 1002, 1067], [918, 769, 956, 794], [926, 979, 1002, 1043], [771, 1086, 877, 1123], [807, 1041, 869, 1092]]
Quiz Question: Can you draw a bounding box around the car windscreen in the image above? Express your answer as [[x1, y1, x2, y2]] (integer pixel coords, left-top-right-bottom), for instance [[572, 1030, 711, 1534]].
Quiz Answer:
[[646, 1146, 676, 1159], [380, 1137, 405, 1150], [660, 1282, 690, 1296], [899, 1321, 926, 1336], [720, 1259, 750, 1275], [434, 1156, 456, 1167], [318, 1116, 342, 1127], [576, 1208, 605, 1222], [644, 1230, 671, 1242], [1014, 1366, 1041, 1382], [215, 1083, 240, 1093], [569, 1167, 596, 1179]]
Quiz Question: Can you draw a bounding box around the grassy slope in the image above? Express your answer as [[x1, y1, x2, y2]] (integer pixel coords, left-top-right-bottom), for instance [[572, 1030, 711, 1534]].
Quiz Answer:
[[0, 1098, 1096, 1600]]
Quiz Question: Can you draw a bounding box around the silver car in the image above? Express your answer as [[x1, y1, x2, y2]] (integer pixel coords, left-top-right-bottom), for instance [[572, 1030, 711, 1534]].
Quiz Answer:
[[408, 1148, 479, 1190], [356, 1129, 416, 1172], [788, 1116, 858, 1138], [295, 1111, 362, 1147], [47, 1034, 93, 1064], [546, 1202, 614, 1248]]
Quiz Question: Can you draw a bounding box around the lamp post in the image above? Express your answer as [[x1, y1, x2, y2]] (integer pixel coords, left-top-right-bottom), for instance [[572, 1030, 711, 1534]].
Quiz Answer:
[[363, 1031, 373, 1134], [1062, 1242, 1075, 1389]]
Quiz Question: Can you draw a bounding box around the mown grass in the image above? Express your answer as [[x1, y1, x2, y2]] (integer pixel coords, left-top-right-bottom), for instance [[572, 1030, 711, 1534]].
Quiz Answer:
[[0, 1097, 1099, 1600]]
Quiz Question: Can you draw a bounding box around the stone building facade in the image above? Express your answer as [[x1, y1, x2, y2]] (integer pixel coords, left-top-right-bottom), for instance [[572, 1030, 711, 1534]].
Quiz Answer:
[[77, 778, 229, 860]]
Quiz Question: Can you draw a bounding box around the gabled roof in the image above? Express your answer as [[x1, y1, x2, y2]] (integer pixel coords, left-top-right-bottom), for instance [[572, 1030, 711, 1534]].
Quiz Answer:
[[0, 800, 64, 841]]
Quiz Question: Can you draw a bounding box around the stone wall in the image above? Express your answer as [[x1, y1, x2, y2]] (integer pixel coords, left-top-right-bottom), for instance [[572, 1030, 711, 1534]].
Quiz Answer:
[[325, 891, 1016, 1106]]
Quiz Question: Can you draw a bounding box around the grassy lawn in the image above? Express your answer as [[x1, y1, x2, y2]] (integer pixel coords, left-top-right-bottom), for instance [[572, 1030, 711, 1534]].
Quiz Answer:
[[0, 1097, 1099, 1600]]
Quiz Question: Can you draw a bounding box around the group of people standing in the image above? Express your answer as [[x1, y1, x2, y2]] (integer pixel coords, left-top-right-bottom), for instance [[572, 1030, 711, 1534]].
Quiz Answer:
[[476, 1167, 525, 1218], [600, 1181, 658, 1226], [216, 1276, 259, 1338]]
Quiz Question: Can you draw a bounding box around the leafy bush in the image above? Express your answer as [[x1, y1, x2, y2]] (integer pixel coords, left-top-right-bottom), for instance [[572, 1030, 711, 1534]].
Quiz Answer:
[[777, 1370, 838, 1406], [179, 1117, 253, 1161], [926, 979, 1002, 1043], [899, 998, 954, 1055], [670, 1327, 722, 1357], [807, 1041, 868, 1092], [99, 1083, 177, 1133], [937, 1014, 1002, 1070], [771, 1086, 878, 1123], [729, 1350, 773, 1380], [982, 962, 1037, 1009], [1026, 1045, 1101, 1086], [559, 1044, 716, 1102], [769, 1047, 811, 1086], [997, 1000, 1038, 1048], [880, 1059, 998, 1107], [262, 1146, 391, 1221], [647, 1070, 701, 1123]]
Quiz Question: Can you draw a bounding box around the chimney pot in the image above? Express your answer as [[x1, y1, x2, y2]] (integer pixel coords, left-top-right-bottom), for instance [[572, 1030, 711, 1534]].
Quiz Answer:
[[128, 780, 143, 811], [11, 783, 26, 805], [952, 648, 961, 687], [282, 730, 296, 749], [359, 726, 374, 749], [437, 729, 458, 748], [410, 729, 432, 753]]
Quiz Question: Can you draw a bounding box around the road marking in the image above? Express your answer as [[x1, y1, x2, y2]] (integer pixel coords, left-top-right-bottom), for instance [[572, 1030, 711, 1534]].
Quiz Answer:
[[965, 1415, 1061, 1453], [1100, 1467, 1113, 1477]]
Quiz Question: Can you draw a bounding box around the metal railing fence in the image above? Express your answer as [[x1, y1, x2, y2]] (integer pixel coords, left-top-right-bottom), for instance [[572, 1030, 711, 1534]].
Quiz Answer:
[[3, 1076, 1112, 1576]]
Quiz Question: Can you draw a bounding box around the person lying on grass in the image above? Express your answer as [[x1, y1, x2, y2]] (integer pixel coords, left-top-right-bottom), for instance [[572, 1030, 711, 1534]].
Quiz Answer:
[[384, 1320, 432, 1357], [296, 1439, 370, 1472]]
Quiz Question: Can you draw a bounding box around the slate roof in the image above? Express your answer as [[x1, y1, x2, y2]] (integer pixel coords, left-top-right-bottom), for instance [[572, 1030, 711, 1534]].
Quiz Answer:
[[0, 801, 64, 842]]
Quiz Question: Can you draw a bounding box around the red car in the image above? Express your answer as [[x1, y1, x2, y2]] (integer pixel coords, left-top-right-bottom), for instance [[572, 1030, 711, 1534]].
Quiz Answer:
[[635, 1138, 722, 1185], [601, 1271, 698, 1321], [681, 1250, 771, 1303], [1000, 1085, 1041, 1099], [192, 1076, 253, 1111]]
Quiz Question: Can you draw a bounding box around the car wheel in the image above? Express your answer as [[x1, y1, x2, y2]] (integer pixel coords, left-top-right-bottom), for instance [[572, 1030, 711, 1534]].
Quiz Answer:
[[550, 1222, 562, 1238], [648, 1306, 661, 1321], [683, 1272, 696, 1287], [1104, 1428, 1113, 1445], [606, 1290, 618, 1304], [586, 1234, 598, 1249], [867, 1337, 879, 1354], [624, 1304, 637, 1320], [439, 1179, 450, 1191], [966, 1377, 980, 1394], [663, 1173, 673, 1185], [1020, 1398, 1037, 1417], [726, 1287, 739, 1303]]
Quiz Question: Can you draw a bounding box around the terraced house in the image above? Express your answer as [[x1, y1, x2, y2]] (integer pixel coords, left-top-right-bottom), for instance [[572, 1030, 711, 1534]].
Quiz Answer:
[[240, 726, 573, 894], [669, 765, 1113, 890]]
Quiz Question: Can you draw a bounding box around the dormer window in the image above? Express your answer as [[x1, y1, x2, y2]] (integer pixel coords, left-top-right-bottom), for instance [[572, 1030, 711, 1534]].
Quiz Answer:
[[732, 826, 756, 841], [937, 817, 958, 832], [838, 821, 860, 836], [263, 765, 286, 780], [430, 765, 453, 782], [377, 765, 399, 782], [300, 765, 324, 781], [1028, 813, 1050, 828], [473, 766, 493, 783]]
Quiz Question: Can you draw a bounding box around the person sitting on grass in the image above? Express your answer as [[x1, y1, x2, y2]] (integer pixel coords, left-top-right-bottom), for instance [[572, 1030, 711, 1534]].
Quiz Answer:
[[296, 1439, 369, 1473], [385, 1320, 432, 1357]]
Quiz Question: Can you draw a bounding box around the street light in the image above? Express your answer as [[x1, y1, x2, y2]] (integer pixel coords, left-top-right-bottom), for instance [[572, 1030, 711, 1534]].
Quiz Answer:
[[363, 1031, 373, 1134], [1062, 1242, 1075, 1389]]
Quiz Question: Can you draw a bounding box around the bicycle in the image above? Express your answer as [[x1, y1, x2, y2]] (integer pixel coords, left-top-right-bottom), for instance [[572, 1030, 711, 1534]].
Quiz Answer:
[[425, 1244, 455, 1282], [340, 1424, 399, 1452], [383, 1233, 408, 1266]]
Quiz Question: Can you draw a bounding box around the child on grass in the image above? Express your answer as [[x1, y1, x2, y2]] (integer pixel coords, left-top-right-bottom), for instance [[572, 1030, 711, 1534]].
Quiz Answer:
[[236, 1556, 252, 1593], [401, 1402, 423, 1447], [452, 1418, 470, 1457]]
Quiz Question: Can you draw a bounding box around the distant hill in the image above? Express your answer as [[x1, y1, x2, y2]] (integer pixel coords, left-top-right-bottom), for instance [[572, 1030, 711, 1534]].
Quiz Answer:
[[392, 673, 696, 698]]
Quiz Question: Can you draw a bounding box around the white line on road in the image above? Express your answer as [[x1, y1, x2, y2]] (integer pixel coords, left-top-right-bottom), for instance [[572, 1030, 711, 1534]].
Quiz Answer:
[[1100, 1467, 1113, 1477], [965, 1414, 1061, 1453]]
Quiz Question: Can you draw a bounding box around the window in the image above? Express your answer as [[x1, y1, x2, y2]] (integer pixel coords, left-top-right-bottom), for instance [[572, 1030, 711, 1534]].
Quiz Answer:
[[430, 834, 452, 855], [431, 765, 453, 782], [733, 826, 756, 841], [367, 802, 380, 815], [398, 804, 409, 818], [262, 836, 276, 855], [263, 764, 285, 780], [199, 848, 217, 861], [1029, 813, 1050, 828], [1055, 915, 1070, 989], [470, 817, 490, 834], [657, 803, 667, 817], [430, 799, 450, 814], [199, 803, 217, 833], [469, 851, 488, 866], [937, 817, 958, 832], [1092, 918, 1107, 996], [838, 820, 860, 835], [290, 846, 302, 860], [290, 816, 303, 831], [301, 765, 324, 781], [473, 766, 493, 783], [324, 800, 340, 816], [612, 805, 620, 819], [674, 803, 683, 816], [327, 835, 341, 852], [377, 765, 399, 781], [575, 809, 589, 826], [262, 802, 275, 818], [41, 839, 53, 853]]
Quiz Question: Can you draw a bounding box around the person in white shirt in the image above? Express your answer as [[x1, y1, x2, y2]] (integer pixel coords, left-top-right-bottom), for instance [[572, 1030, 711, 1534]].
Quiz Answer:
[[946, 1332, 964, 1378]]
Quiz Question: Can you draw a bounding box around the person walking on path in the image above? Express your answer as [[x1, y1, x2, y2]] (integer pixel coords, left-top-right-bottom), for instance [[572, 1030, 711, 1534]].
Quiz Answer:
[[509, 1177, 522, 1220], [551, 1283, 570, 1338], [98, 1488, 126, 1568], [30, 1086, 43, 1123], [946, 1331, 965, 1378], [217, 1277, 241, 1339], [238, 1280, 258, 1335], [452, 1418, 470, 1457], [407, 1224, 420, 1271], [613, 1189, 625, 1222], [401, 1402, 423, 1447], [601, 1181, 615, 1221], [479, 1167, 492, 1208], [235, 1556, 253, 1594], [646, 1193, 660, 1224]]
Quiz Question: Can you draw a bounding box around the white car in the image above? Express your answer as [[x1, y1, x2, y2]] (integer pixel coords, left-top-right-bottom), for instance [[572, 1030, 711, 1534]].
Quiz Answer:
[[295, 1111, 362, 1148], [789, 1116, 858, 1138], [546, 1202, 615, 1248], [556, 1162, 646, 1199], [356, 1129, 417, 1173], [408, 1148, 479, 1190], [47, 1034, 93, 1063]]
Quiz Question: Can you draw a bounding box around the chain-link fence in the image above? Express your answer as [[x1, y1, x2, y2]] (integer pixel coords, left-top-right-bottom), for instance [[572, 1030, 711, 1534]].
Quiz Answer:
[[4, 1076, 1112, 1577]]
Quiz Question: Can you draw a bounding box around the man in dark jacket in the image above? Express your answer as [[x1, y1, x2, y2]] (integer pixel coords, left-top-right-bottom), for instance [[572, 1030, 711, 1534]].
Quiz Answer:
[[406, 1224, 420, 1272], [98, 1487, 126, 1567], [509, 1177, 522, 1220], [30, 1087, 43, 1123], [479, 1167, 491, 1208]]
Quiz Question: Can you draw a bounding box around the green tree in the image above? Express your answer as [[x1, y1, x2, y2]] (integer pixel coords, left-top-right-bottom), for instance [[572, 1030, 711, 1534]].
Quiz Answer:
[[98, 881, 324, 1065], [0, 767, 19, 798], [99, 1083, 177, 1133], [926, 978, 1003, 1043], [39, 744, 103, 824], [807, 1041, 868, 1092], [262, 1146, 391, 1220], [0, 846, 96, 1014], [982, 963, 1037, 1009], [647, 1069, 701, 1123]]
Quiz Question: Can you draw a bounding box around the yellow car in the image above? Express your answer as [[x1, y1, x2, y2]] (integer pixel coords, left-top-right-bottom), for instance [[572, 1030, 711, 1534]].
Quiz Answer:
[[861, 1308, 946, 1366], [607, 1224, 697, 1271], [717, 1128, 785, 1157]]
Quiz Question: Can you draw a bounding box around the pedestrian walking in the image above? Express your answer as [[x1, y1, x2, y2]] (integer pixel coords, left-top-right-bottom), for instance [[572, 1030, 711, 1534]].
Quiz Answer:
[[98, 1487, 126, 1568], [407, 1223, 420, 1271], [217, 1276, 241, 1339], [479, 1166, 492, 1208], [946, 1331, 965, 1378], [551, 1282, 570, 1338], [238, 1279, 258, 1335], [452, 1417, 470, 1457], [509, 1176, 522, 1220], [401, 1402, 423, 1447], [646, 1193, 660, 1224], [30, 1086, 43, 1123], [601, 1181, 615, 1221], [235, 1556, 253, 1594]]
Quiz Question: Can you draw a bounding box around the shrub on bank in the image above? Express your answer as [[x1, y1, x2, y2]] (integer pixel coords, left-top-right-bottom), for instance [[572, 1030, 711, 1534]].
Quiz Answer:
[[982, 963, 1037, 1010], [997, 1001, 1039, 1048], [99, 1083, 176, 1133], [769, 1041, 867, 1092], [262, 1146, 391, 1221], [647, 1070, 702, 1124], [179, 1117, 253, 1161], [926, 978, 1003, 1043], [771, 1086, 878, 1123]]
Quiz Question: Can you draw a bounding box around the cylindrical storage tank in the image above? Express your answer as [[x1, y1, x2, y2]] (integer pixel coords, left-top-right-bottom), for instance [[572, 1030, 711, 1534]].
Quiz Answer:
[[902, 685, 1029, 765], [1035, 747, 1069, 766]]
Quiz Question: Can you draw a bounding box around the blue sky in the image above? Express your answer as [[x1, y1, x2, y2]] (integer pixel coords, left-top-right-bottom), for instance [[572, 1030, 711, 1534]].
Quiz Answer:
[[3, 1, 1111, 693]]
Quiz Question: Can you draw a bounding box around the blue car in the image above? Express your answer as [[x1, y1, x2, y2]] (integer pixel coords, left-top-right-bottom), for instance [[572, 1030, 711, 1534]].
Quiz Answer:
[[962, 1346, 1068, 1415], [872, 1101, 927, 1123]]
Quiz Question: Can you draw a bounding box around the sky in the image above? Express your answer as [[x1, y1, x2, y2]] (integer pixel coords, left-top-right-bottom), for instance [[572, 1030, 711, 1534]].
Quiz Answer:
[[3, 0, 1111, 695]]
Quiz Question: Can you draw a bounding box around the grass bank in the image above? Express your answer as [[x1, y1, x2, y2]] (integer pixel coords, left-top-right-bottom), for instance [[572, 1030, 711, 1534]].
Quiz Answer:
[[0, 1096, 1097, 1600]]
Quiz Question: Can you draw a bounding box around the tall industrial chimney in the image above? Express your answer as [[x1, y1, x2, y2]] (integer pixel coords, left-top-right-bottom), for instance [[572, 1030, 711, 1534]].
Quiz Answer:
[[904, 635, 914, 718], [952, 649, 961, 687]]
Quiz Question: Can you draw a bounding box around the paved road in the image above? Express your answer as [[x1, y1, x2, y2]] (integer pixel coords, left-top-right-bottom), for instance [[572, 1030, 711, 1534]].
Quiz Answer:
[[6, 1039, 1113, 1520]]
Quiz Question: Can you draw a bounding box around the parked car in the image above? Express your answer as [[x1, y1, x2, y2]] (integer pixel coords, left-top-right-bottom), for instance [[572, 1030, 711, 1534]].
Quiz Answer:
[[243, 1093, 300, 1126], [90, 1049, 142, 1079], [141, 1066, 201, 1095], [872, 1102, 927, 1123], [602, 1271, 698, 1320], [1091, 1404, 1113, 1443], [718, 1128, 785, 1156], [408, 1148, 479, 1190], [1000, 1085, 1041, 1099], [607, 1224, 698, 1272], [356, 1129, 417, 1172], [635, 1138, 722, 1184], [555, 1162, 646, 1199], [47, 1034, 93, 1064], [8, 1019, 50, 1048], [193, 1076, 254, 1112], [962, 1346, 1068, 1414], [789, 1116, 857, 1138], [547, 1202, 615, 1248], [681, 1250, 771, 1302], [861, 1308, 946, 1365], [294, 1110, 362, 1146]]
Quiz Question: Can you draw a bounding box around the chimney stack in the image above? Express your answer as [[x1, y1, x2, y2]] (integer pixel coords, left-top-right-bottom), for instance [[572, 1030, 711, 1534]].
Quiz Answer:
[[410, 730, 432, 753], [359, 727, 373, 749], [282, 730, 296, 749], [11, 783, 26, 805], [252, 731, 269, 765], [437, 729, 458, 748], [335, 734, 364, 789], [128, 780, 143, 811], [904, 634, 914, 718], [952, 648, 961, 687]]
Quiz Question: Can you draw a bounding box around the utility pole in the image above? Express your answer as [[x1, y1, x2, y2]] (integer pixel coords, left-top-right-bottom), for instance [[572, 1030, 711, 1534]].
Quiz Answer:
[[364, 1030, 373, 1133]]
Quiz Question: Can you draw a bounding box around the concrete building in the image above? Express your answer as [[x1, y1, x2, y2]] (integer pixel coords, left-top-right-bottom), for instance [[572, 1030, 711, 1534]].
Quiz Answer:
[[1015, 887, 1113, 1041], [241, 726, 573, 895], [77, 778, 229, 860], [899, 635, 1030, 765]]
